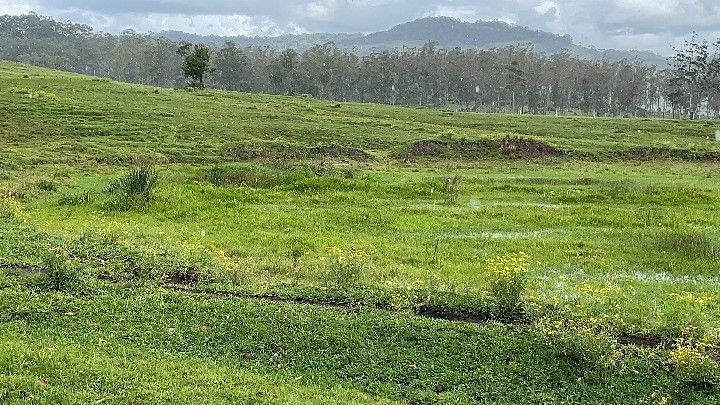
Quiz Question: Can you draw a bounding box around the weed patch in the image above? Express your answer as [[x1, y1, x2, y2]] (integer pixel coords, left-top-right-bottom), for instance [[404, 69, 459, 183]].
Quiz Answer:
[[671, 334, 720, 390], [42, 252, 81, 292], [486, 252, 530, 319], [537, 319, 617, 379], [35, 179, 58, 192], [199, 163, 357, 191], [440, 175, 461, 205], [323, 247, 366, 287]]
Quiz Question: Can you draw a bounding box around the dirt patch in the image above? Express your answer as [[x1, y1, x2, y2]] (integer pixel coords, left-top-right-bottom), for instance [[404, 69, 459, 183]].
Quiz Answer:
[[164, 267, 202, 285], [0, 263, 44, 275], [308, 145, 370, 159], [499, 138, 566, 158], [408, 138, 565, 159], [617, 333, 675, 350], [416, 305, 493, 324], [615, 147, 720, 162]]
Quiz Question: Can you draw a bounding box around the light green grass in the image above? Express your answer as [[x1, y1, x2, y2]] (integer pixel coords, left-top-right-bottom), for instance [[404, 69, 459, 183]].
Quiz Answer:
[[2, 60, 720, 402]]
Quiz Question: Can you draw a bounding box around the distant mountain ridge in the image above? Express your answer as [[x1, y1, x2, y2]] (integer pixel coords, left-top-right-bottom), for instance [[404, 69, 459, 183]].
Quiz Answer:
[[158, 17, 668, 66]]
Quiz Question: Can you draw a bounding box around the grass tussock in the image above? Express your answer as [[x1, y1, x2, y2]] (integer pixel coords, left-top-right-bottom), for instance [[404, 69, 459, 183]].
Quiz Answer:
[[42, 252, 81, 292], [58, 191, 94, 206], [35, 179, 58, 192], [104, 166, 159, 209]]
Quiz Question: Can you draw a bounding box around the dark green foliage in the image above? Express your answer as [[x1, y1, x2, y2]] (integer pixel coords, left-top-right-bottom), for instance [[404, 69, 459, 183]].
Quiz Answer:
[[105, 167, 158, 201], [177, 41, 213, 89], [205, 165, 229, 186], [213, 41, 251, 91], [35, 179, 57, 192], [43, 252, 80, 292]]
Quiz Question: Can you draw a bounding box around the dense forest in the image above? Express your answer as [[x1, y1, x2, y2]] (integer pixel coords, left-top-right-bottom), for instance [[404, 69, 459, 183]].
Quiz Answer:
[[2, 13, 720, 118]]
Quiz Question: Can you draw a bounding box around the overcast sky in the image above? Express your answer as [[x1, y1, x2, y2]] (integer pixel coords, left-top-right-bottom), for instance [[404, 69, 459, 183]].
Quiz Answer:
[[2, 0, 719, 55]]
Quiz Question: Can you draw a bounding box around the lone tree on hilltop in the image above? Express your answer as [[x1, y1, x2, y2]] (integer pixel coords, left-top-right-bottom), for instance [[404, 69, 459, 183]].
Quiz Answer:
[[177, 41, 213, 89]]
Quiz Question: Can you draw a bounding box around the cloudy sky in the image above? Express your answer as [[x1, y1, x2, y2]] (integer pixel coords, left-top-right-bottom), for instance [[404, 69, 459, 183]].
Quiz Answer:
[[1, 0, 719, 55]]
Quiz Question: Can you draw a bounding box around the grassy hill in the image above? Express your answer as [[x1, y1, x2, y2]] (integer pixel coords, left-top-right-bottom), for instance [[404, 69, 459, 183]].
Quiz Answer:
[[1, 60, 720, 403], [159, 17, 667, 65]]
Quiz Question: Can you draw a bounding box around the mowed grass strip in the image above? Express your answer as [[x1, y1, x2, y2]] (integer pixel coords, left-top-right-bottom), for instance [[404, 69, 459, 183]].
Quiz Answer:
[[0, 282, 716, 404]]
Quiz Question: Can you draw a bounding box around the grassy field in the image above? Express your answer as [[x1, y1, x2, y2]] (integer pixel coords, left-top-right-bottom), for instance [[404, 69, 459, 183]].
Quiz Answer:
[[2, 60, 720, 403]]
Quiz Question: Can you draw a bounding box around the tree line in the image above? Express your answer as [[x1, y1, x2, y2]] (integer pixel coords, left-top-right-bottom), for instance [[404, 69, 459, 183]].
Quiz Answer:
[[3, 13, 720, 119]]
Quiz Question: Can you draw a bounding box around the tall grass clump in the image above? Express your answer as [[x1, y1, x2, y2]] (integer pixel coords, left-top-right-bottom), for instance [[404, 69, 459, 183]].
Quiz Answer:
[[486, 252, 530, 319], [660, 231, 720, 262], [442, 175, 461, 205], [36, 179, 58, 192], [59, 191, 94, 206], [104, 166, 158, 209]]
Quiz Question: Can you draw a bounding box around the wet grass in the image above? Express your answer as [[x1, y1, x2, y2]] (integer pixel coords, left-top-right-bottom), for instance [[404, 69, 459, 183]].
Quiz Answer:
[[1, 60, 720, 402]]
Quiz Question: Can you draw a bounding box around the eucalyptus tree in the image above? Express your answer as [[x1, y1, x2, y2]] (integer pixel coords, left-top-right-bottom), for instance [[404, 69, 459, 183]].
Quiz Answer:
[[177, 41, 213, 89], [213, 41, 251, 91]]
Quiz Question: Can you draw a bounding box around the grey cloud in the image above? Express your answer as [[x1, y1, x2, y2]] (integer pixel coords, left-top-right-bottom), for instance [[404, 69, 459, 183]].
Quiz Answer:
[[5, 0, 720, 54]]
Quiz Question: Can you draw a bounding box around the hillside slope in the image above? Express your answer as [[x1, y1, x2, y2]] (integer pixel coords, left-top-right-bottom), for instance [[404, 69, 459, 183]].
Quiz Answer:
[[1, 61, 720, 403], [1, 60, 716, 169], [159, 17, 667, 65]]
